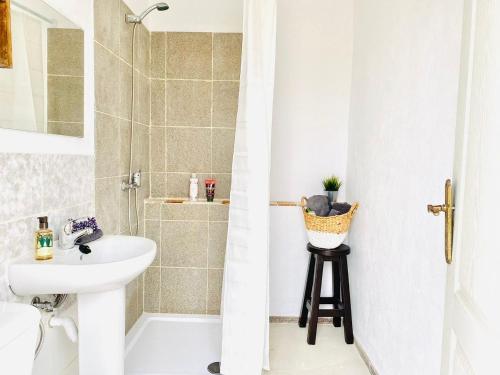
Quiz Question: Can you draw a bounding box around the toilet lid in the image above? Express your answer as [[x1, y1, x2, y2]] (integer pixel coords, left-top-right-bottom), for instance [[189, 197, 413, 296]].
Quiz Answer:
[[0, 302, 40, 349]]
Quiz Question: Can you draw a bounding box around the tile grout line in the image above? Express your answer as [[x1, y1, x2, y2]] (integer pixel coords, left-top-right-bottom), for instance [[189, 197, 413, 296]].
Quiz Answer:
[[145, 30, 151, 317], [145, 26, 151, 319], [95, 109, 150, 128], [148, 30, 152, 203], [158, 208, 163, 313], [207, 32, 215, 314], [146, 266, 225, 271], [145, 219, 228, 223], [47, 73, 85, 78], [94, 39, 149, 80], [142, 171, 232, 175], [210, 32, 215, 180], [46, 120, 84, 124], [116, 11, 127, 314], [150, 77, 239, 83], [158, 31, 168, 313], [206, 208, 210, 314], [152, 125, 236, 130], [164, 32, 169, 197], [95, 173, 150, 181], [164, 78, 240, 83]]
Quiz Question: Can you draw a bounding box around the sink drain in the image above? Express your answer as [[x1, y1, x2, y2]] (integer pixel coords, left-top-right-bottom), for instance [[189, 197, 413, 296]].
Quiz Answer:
[[207, 362, 221, 374]]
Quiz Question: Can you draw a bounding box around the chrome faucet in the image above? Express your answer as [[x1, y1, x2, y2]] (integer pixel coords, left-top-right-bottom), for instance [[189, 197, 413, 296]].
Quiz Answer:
[[59, 219, 93, 250]]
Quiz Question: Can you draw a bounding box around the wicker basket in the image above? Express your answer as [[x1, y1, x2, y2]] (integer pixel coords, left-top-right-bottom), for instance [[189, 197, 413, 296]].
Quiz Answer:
[[301, 197, 359, 248]]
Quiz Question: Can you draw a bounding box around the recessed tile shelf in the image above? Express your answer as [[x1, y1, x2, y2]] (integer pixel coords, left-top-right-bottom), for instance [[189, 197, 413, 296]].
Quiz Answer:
[[146, 197, 300, 207], [162, 198, 230, 205]]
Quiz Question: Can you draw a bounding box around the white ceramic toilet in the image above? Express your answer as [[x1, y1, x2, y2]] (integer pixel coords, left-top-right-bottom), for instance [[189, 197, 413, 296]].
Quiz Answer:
[[0, 302, 41, 375]]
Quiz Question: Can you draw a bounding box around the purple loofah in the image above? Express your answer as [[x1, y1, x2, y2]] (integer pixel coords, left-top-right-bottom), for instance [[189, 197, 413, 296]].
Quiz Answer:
[[71, 217, 100, 233]]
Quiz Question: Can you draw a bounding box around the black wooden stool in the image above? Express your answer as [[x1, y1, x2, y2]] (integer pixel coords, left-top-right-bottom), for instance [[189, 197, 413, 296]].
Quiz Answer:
[[299, 243, 353, 345]]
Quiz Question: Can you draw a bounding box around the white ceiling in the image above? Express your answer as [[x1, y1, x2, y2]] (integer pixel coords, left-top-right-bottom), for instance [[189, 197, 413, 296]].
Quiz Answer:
[[124, 0, 243, 33], [12, 0, 80, 28]]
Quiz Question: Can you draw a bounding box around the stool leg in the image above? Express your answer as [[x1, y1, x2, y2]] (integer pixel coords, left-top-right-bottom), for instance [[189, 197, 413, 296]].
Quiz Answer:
[[307, 255, 324, 345], [340, 255, 354, 344], [299, 253, 316, 327], [332, 260, 342, 327]]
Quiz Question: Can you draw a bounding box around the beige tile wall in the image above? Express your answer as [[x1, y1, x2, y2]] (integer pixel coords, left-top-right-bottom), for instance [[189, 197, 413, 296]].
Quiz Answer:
[[94, 0, 151, 331], [142, 32, 241, 316], [143, 201, 228, 315], [94, 11, 241, 325], [149, 32, 242, 199], [47, 29, 84, 137]]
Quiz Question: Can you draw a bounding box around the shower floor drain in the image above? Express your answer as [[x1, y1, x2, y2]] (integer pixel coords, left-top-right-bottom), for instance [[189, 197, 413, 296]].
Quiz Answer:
[[207, 362, 221, 374]]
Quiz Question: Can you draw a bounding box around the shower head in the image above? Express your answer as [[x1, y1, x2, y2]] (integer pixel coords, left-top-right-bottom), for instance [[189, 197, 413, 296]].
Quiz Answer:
[[156, 3, 170, 11], [125, 3, 169, 24]]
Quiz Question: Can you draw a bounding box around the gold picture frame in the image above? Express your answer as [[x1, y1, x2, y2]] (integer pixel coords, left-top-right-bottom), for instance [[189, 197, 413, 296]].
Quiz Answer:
[[0, 0, 13, 68]]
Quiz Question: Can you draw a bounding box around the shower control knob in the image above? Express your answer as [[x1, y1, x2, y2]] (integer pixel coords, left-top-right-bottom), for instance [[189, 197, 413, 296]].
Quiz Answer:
[[132, 170, 142, 187]]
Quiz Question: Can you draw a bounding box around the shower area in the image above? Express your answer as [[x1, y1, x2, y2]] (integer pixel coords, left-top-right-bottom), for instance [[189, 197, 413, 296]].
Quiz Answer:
[[94, 0, 244, 373], [128, 22, 240, 363]]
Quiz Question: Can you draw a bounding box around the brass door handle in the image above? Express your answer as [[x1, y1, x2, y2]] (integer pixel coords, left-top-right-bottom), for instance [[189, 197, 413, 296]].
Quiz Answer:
[[427, 204, 446, 216], [427, 179, 455, 264]]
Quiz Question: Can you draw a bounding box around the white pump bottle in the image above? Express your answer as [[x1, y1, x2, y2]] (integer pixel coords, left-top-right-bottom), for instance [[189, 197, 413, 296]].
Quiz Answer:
[[189, 173, 199, 201]]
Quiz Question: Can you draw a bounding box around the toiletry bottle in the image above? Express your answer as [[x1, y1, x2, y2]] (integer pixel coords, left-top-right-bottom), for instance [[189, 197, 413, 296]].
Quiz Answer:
[[189, 173, 199, 201], [35, 216, 54, 260], [205, 179, 216, 202]]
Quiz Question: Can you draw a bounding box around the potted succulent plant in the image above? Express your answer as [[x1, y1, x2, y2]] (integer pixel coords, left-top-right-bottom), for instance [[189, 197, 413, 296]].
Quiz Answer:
[[322, 175, 342, 204]]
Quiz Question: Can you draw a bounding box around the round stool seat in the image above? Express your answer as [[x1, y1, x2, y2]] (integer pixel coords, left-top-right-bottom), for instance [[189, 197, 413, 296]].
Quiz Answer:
[[307, 243, 350, 257]]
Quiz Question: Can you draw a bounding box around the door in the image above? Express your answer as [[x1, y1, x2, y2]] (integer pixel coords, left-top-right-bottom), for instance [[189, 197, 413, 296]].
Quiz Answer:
[[441, 0, 500, 374]]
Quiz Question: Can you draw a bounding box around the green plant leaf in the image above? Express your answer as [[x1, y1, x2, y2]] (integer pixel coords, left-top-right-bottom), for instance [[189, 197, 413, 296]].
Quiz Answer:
[[322, 175, 342, 191]]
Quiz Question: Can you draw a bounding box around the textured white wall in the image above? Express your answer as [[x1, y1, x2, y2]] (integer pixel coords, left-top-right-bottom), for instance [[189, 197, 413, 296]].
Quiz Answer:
[[0, 154, 94, 375], [346, 1, 463, 374], [269, 0, 353, 316]]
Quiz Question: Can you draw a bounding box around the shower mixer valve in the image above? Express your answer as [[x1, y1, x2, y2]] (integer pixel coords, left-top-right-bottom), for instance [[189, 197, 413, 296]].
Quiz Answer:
[[121, 170, 142, 191]]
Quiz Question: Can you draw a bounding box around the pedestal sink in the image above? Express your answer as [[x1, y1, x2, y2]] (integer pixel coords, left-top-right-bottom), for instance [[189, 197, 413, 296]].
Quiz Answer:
[[8, 235, 156, 375]]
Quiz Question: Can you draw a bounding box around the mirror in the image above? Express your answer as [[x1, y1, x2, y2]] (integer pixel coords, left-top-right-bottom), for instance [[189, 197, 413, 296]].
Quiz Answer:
[[0, 0, 84, 137]]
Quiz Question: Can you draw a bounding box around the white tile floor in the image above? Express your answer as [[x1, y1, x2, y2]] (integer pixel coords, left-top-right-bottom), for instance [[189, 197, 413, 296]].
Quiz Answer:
[[265, 323, 370, 375], [125, 314, 370, 375]]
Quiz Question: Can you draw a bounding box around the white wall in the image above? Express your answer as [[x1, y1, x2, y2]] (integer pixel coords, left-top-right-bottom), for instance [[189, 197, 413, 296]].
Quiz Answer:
[[269, 0, 353, 316], [346, 1, 464, 374]]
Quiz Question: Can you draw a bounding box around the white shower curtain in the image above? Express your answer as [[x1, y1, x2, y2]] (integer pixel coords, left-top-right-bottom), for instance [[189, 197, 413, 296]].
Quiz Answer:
[[220, 0, 277, 374]]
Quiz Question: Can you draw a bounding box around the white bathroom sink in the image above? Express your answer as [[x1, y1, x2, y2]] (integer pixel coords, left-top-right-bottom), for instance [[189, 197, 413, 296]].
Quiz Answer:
[[8, 235, 156, 375], [8, 235, 156, 295]]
